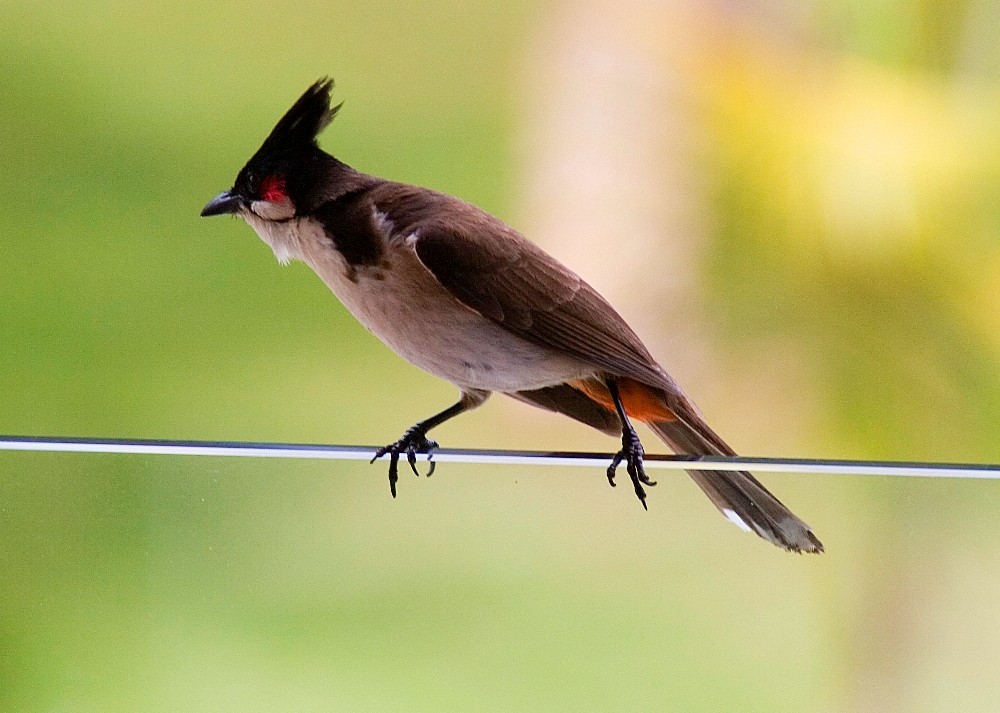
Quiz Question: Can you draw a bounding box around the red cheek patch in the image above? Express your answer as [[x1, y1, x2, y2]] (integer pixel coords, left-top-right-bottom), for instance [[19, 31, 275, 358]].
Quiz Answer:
[[260, 175, 287, 203]]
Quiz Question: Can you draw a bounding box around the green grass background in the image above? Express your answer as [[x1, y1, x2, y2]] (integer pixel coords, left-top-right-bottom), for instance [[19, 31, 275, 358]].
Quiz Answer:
[[3, 1, 1000, 711]]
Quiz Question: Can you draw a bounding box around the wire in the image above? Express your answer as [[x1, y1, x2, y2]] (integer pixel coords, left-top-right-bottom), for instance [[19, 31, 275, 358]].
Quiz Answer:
[[2, 435, 999, 479]]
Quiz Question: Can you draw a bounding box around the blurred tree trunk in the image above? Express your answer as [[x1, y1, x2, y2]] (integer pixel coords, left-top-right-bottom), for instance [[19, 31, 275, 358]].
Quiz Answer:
[[514, 0, 817, 453]]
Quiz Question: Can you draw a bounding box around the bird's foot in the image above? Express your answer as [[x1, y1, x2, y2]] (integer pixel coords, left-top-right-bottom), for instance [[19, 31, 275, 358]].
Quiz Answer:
[[371, 427, 439, 497], [606, 432, 656, 509]]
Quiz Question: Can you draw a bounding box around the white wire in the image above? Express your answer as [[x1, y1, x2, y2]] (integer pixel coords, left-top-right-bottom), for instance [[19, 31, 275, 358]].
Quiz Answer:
[[2, 436, 999, 479]]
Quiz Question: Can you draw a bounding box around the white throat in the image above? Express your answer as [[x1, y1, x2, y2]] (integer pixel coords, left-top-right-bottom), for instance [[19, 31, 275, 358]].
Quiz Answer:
[[242, 212, 303, 266]]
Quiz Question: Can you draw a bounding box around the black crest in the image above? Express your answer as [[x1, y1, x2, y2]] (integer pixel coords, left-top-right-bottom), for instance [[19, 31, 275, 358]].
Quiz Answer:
[[258, 78, 342, 155]]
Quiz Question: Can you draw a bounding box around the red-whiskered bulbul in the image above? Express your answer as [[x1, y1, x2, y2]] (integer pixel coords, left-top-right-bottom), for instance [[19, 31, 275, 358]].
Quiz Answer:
[[201, 79, 822, 553]]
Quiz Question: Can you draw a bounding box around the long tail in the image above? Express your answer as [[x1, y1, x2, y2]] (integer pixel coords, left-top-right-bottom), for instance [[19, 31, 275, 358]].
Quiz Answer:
[[548, 377, 823, 553], [646, 413, 823, 553]]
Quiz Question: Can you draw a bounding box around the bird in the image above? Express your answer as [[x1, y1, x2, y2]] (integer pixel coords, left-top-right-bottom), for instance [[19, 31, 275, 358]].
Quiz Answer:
[[200, 78, 823, 553]]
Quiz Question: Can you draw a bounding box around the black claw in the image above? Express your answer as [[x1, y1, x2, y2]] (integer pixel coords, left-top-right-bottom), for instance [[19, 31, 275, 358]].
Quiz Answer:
[[626, 458, 648, 506], [372, 428, 439, 495], [388, 452, 400, 498], [608, 429, 655, 508], [606, 451, 624, 487]]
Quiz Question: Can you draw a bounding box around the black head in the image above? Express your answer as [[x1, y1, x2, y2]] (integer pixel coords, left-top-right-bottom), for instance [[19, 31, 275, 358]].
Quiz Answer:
[[201, 78, 344, 220]]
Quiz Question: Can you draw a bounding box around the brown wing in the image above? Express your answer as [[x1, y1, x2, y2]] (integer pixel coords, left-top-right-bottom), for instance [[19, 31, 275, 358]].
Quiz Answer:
[[508, 384, 622, 436], [397, 195, 677, 393]]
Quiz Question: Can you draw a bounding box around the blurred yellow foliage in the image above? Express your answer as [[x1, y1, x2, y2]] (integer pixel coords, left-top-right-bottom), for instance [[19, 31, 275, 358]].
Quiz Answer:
[[704, 34, 1000, 267]]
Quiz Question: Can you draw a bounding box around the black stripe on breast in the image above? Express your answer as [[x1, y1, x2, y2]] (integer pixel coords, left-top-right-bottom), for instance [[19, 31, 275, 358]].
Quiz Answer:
[[313, 192, 387, 272]]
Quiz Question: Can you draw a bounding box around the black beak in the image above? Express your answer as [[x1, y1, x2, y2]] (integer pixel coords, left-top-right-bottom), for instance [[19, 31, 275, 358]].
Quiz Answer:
[[200, 191, 244, 217]]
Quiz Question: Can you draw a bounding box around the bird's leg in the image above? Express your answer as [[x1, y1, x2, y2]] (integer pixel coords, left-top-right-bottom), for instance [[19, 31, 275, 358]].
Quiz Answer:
[[605, 379, 656, 509], [371, 389, 490, 497]]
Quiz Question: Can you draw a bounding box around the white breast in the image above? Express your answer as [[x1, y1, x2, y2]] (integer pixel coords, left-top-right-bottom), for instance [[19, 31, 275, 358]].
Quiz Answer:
[[244, 215, 593, 392]]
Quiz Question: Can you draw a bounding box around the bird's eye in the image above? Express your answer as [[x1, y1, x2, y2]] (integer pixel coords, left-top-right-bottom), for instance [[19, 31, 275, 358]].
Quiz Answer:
[[260, 175, 287, 203]]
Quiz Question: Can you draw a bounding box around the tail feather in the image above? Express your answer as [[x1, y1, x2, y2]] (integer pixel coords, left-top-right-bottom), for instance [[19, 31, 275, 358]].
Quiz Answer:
[[511, 376, 823, 553], [648, 414, 824, 554]]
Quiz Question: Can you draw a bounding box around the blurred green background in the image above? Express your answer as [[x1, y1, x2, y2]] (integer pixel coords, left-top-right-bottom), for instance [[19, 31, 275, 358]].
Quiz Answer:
[[3, 1, 1000, 711]]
